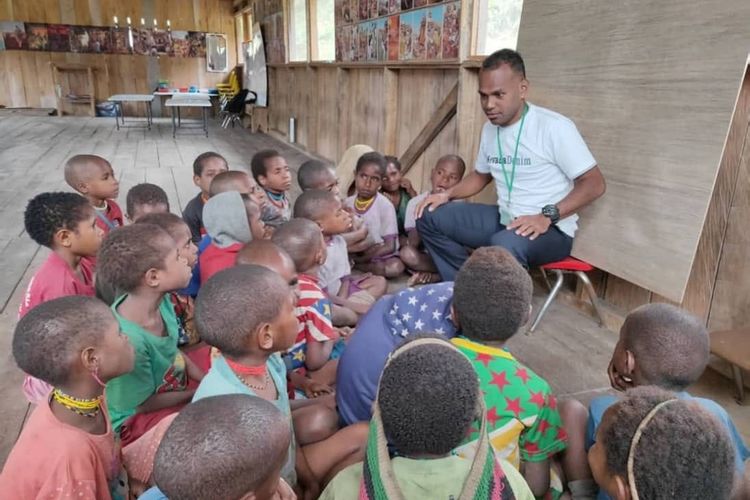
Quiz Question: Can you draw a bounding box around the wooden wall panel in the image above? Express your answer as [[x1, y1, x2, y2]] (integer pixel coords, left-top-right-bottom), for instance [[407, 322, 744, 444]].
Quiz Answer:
[[517, 0, 750, 302], [0, 0, 236, 114]]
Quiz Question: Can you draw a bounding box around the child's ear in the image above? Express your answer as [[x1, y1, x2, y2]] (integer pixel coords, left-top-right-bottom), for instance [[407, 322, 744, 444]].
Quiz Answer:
[[54, 228, 74, 248], [144, 267, 161, 288], [256, 323, 274, 351], [450, 303, 460, 330], [77, 181, 90, 194], [612, 474, 631, 500], [257, 175, 268, 188], [624, 349, 637, 378], [80, 346, 98, 373]]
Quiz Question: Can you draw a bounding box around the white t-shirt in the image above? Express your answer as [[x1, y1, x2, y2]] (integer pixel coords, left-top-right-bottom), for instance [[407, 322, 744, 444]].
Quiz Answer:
[[475, 102, 596, 237], [404, 191, 429, 231], [318, 235, 350, 295]]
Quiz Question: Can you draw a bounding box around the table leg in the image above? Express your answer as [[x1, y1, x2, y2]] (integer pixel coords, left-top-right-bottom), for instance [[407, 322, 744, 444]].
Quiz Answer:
[[177, 107, 181, 128], [171, 107, 176, 138], [114, 102, 120, 130], [203, 108, 208, 137], [147, 102, 152, 130]]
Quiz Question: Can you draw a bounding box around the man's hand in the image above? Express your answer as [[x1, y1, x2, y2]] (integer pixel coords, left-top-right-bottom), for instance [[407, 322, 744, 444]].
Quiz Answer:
[[507, 214, 551, 240], [415, 191, 451, 219]]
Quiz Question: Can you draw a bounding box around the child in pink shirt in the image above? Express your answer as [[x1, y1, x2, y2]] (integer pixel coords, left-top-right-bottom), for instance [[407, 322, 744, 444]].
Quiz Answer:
[[64, 154, 123, 234], [19, 192, 104, 403], [0, 296, 135, 499], [343, 152, 405, 278]]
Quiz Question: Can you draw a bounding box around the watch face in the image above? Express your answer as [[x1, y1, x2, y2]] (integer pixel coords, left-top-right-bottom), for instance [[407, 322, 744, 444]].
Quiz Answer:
[[543, 205, 559, 221]]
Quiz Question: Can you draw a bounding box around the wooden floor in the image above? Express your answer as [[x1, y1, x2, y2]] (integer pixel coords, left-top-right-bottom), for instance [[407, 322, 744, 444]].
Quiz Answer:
[[0, 115, 747, 467]]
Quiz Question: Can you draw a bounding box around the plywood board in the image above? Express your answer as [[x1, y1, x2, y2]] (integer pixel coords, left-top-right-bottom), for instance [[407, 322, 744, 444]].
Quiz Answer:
[[516, 0, 750, 301]]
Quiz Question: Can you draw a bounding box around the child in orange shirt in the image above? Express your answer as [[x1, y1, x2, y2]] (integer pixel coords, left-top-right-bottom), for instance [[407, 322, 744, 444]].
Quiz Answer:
[[0, 296, 135, 498]]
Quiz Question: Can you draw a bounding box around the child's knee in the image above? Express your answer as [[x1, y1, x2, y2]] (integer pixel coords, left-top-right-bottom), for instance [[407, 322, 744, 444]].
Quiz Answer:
[[559, 398, 588, 441], [399, 245, 419, 267], [298, 405, 339, 444], [366, 275, 387, 297]]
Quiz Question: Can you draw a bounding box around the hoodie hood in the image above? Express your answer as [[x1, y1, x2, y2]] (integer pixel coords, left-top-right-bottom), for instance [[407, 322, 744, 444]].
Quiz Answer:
[[203, 191, 252, 248]]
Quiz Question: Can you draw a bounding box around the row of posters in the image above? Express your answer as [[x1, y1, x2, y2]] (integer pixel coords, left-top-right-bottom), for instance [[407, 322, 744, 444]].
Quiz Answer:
[[335, 2, 459, 62], [0, 21, 207, 57], [336, 0, 449, 25]]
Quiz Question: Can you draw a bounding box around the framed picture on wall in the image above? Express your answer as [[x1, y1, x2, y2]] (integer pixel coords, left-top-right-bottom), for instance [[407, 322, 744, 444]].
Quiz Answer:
[[25, 23, 49, 51], [187, 31, 206, 58], [87, 26, 112, 53], [152, 29, 172, 55], [1, 21, 27, 50], [110, 27, 130, 54], [170, 31, 190, 57], [48, 24, 71, 52]]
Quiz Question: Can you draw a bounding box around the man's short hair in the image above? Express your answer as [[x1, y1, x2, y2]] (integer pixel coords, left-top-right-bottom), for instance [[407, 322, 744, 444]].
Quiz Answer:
[[481, 49, 526, 78], [293, 189, 338, 220], [621, 303, 709, 390], [195, 265, 290, 357], [125, 183, 169, 218], [193, 152, 227, 177], [154, 394, 290, 500], [24, 192, 92, 247], [454, 247, 532, 342], [13, 296, 115, 387], [97, 224, 173, 293]]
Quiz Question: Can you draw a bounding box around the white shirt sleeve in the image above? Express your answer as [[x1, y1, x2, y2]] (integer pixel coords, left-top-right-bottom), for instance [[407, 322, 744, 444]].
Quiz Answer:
[[474, 123, 492, 174], [403, 192, 427, 231], [549, 118, 597, 180]]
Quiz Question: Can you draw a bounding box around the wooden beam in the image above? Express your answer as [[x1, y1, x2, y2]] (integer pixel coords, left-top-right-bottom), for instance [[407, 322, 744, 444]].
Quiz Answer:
[[383, 68, 399, 156], [399, 82, 458, 174]]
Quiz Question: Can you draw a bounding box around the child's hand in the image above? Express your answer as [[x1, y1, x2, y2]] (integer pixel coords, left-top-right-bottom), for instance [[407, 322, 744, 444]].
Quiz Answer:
[[336, 326, 354, 339], [276, 478, 297, 500], [303, 379, 334, 398]]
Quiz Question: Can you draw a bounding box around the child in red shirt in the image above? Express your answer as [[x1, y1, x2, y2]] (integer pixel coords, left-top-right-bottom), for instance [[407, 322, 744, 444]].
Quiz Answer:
[[272, 219, 345, 389], [19, 192, 104, 403], [64, 154, 123, 234], [200, 191, 267, 282], [0, 296, 135, 498]]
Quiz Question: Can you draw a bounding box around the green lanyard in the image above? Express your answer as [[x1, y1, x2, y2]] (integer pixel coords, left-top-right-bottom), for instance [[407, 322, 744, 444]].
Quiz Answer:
[[495, 103, 528, 206]]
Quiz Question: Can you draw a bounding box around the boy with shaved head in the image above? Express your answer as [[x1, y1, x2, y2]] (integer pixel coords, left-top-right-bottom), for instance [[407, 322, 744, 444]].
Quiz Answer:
[[64, 154, 123, 233]]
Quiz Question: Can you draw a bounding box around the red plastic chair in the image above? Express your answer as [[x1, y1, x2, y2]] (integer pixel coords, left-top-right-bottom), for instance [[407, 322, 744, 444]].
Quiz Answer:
[[529, 257, 605, 333]]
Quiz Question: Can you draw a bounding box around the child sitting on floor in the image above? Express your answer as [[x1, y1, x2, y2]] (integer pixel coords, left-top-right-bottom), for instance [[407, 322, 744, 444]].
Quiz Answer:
[[588, 386, 735, 500], [19, 192, 103, 403], [0, 296, 135, 498], [380, 155, 417, 240], [182, 151, 229, 243], [199, 191, 266, 282], [251, 149, 293, 226], [297, 158, 371, 258], [97, 224, 206, 446], [294, 189, 386, 326], [125, 183, 170, 223], [138, 212, 200, 346], [272, 219, 345, 387], [344, 152, 405, 278], [323, 335, 534, 499], [450, 247, 567, 498], [139, 394, 296, 500], [575, 303, 750, 499], [193, 265, 368, 497], [400, 154, 466, 285], [64, 154, 123, 233]]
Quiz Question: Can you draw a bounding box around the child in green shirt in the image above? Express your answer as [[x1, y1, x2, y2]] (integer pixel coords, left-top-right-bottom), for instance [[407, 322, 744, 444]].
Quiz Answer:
[[97, 223, 205, 445]]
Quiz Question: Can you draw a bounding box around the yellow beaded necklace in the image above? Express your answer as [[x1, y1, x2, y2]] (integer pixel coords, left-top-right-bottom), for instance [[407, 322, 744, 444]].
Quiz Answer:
[[52, 388, 102, 418], [354, 195, 376, 213]]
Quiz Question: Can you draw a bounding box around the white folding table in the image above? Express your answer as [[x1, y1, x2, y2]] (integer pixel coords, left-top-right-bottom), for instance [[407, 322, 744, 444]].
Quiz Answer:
[[165, 96, 212, 138], [107, 94, 154, 130]]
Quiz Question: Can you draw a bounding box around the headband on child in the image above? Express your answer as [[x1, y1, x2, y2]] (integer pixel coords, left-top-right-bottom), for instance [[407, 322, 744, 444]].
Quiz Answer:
[[626, 398, 679, 500], [359, 338, 515, 500]]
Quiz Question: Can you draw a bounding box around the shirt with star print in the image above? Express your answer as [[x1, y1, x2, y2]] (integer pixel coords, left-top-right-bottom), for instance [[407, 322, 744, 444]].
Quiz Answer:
[[451, 336, 567, 465]]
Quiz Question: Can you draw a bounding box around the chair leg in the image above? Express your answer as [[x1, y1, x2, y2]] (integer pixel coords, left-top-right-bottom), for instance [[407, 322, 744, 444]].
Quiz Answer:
[[529, 269, 564, 333], [577, 271, 605, 327], [540, 268, 552, 291], [731, 364, 745, 405]]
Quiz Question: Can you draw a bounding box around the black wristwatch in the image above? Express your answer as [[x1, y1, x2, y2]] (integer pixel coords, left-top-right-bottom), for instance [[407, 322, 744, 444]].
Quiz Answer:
[[541, 204, 560, 224]]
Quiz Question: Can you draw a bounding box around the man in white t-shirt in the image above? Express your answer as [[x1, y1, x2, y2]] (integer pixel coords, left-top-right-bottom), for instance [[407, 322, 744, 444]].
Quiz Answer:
[[416, 49, 606, 280]]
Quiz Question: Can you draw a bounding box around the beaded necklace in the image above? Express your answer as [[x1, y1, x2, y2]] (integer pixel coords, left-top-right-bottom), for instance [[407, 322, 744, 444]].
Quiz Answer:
[[52, 388, 102, 418], [354, 195, 376, 214], [225, 357, 271, 392]]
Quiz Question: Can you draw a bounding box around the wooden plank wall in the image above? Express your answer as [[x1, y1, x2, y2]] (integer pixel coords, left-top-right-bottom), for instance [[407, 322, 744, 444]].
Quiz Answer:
[[516, 0, 750, 304], [0, 0, 236, 114], [266, 64, 459, 194]]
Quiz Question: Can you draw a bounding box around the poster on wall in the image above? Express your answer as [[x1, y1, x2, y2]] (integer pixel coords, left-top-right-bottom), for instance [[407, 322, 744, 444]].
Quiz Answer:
[[188, 31, 206, 57], [88, 26, 112, 53], [170, 31, 190, 57], [48, 24, 71, 52], [110, 27, 131, 54], [25, 24, 49, 51], [335, 0, 458, 63], [1, 22, 27, 50], [69, 26, 92, 52], [0, 35, 5, 51], [152, 29, 172, 55]]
